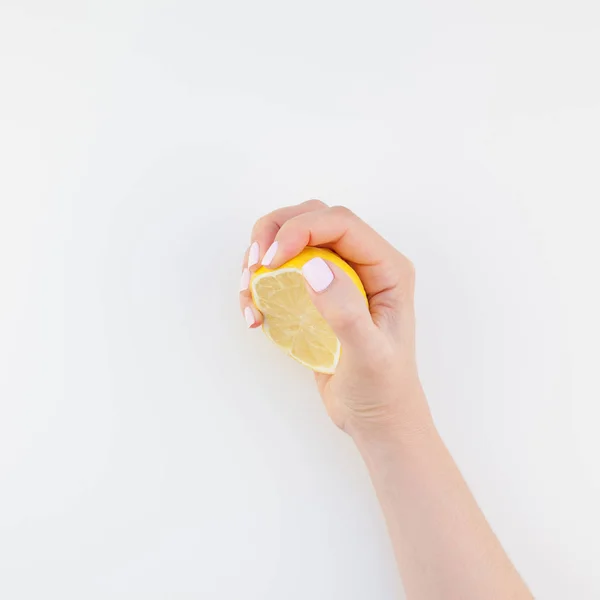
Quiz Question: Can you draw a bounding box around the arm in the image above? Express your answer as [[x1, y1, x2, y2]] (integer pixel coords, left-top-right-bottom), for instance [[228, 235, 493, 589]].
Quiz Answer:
[[354, 412, 529, 599], [241, 200, 532, 599]]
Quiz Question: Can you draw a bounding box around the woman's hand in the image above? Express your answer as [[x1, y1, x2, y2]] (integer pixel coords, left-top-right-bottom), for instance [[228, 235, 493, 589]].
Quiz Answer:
[[240, 200, 532, 599], [240, 200, 432, 440]]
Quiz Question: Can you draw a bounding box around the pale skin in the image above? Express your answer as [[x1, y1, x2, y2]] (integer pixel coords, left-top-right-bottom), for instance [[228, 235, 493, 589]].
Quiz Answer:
[[239, 200, 533, 600]]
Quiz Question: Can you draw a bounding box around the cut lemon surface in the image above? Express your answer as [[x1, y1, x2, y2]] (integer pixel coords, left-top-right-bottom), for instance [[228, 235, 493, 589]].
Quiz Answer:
[[250, 247, 366, 374]]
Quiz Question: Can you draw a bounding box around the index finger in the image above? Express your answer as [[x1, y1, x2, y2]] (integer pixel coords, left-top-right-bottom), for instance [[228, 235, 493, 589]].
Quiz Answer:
[[261, 205, 409, 300], [247, 199, 327, 271]]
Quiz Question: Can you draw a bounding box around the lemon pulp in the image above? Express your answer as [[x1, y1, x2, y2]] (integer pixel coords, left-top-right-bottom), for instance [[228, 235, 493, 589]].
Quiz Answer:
[[250, 247, 366, 373], [252, 268, 340, 372]]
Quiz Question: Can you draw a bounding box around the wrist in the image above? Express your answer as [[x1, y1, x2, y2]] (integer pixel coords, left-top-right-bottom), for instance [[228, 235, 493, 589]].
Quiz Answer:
[[350, 417, 442, 482], [346, 387, 437, 455], [350, 415, 437, 453]]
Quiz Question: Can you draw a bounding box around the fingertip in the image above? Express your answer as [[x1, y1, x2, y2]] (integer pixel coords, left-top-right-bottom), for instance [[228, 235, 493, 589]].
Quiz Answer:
[[239, 272, 263, 328], [261, 237, 290, 269], [241, 302, 263, 329], [244, 306, 256, 328], [261, 240, 279, 266], [247, 241, 260, 269], [239, 268, 250, 292], [241, 246, 250, 271]]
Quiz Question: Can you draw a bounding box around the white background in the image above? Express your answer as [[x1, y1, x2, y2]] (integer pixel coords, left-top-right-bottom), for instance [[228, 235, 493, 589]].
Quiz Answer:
[[1, 1, 599, 598]]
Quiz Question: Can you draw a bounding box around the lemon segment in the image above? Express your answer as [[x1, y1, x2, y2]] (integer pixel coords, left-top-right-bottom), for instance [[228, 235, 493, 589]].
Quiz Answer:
[[250, 247, 366, 373]]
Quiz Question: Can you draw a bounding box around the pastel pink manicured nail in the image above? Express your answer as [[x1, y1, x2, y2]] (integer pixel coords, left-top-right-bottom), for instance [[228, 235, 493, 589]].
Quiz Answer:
[[248, 242, 259, 268], [239, 268, 250, 291], [244, 306, 255, 327], [261, 241, 278, 266], [302, 257, 334, 292]]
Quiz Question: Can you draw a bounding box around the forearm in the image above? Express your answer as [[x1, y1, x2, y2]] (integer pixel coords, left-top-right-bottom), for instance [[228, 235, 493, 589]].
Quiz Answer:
[[242, 202, 531, 597], [353, 401, 531, 600]]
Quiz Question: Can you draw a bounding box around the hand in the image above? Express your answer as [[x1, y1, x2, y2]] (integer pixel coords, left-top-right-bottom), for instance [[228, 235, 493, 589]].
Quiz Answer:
[[240, 200, 432, 440], [241, 202, 532, 599]]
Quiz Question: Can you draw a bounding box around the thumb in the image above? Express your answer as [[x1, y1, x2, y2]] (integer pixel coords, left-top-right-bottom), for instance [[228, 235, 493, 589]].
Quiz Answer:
[[302, 257, 375, 350]]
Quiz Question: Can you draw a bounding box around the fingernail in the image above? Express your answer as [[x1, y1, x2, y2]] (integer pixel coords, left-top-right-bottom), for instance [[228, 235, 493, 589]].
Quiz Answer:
[[244, 306, 255, 327], [239, 268, 250, 291], [248, 242, 259, 268], [261, 241, 278, 266], [302, 257, 334, 292]]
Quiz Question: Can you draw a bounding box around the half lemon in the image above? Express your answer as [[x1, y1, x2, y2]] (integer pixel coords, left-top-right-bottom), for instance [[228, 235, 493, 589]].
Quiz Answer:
[[250, 247, 366, 373]]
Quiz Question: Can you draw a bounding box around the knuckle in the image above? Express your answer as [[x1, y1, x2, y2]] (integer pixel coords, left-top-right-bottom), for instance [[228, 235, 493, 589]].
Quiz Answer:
[[403, 257, 416, 281], [325, 303, 367, 333], [336, 307, 364, 329], [276, 216, 298, 237], [326, 304, 357, 327], [302, 198, 327, 210], [403, 258, 416, 289], [252, 213, 271, 234], [390, 254, 416, 287], [329, 205, 355, 220]]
